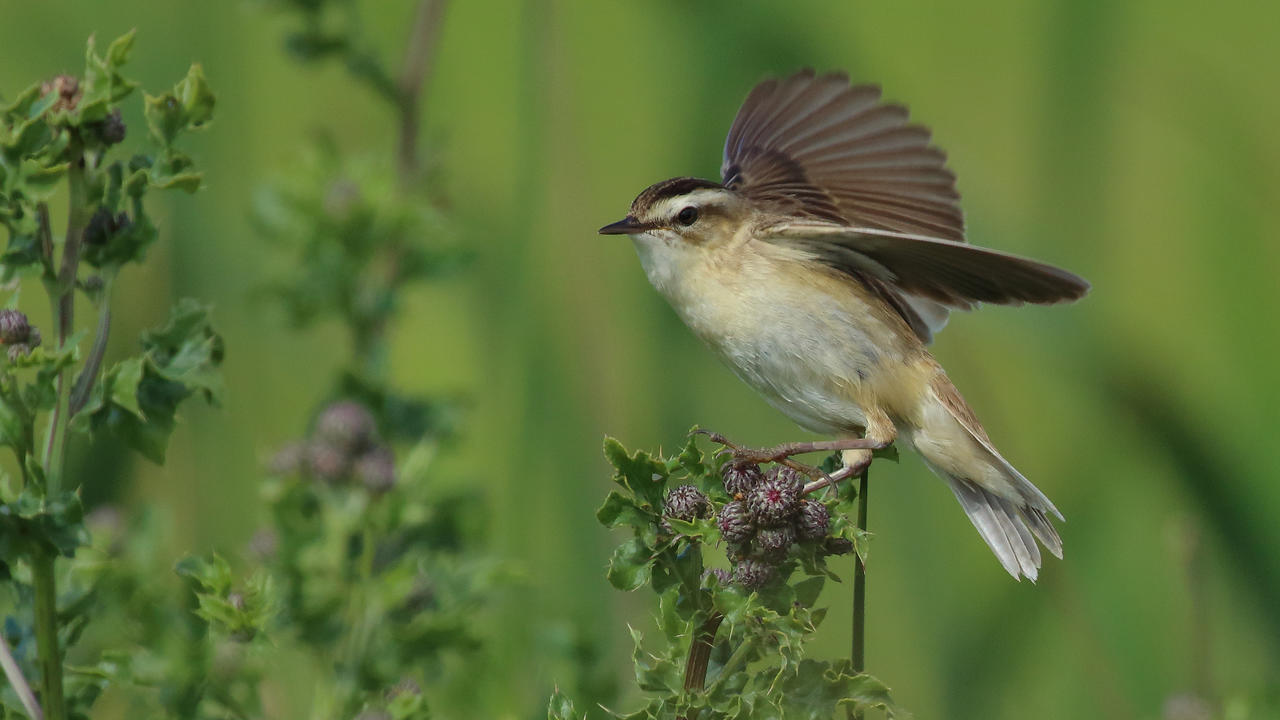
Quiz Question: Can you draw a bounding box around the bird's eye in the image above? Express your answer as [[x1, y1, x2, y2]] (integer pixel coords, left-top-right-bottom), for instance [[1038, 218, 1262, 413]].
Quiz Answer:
[[676, 206, 699, 226]]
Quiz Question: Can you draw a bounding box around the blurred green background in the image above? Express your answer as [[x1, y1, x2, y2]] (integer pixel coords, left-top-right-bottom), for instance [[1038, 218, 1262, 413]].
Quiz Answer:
[[3, 0, 1278, 718]]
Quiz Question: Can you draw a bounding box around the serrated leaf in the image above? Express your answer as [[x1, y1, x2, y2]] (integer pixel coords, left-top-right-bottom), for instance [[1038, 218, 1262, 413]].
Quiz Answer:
[[547, 688, 584, 720], [597, 490, 652, 529], [603, 437, 667, 509], [607, 537, 652, 591]]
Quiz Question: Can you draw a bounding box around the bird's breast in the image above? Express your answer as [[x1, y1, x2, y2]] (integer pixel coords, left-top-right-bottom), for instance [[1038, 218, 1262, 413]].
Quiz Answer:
[[636, 241, 923, 433]]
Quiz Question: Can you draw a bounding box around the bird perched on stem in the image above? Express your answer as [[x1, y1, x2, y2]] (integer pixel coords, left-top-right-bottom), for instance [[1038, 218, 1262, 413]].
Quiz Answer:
[[599, 70, 1089, 581]]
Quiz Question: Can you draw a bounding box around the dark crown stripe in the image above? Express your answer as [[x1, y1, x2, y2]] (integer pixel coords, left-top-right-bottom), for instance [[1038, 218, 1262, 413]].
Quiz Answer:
[[631, 176, 723, 214]]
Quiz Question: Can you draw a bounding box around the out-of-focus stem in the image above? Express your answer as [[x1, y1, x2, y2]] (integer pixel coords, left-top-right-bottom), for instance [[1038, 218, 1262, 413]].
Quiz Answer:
[[396, 0, 447, 183], [32, 554, 64, 720], [0, 632, 42, 720], [34, 145, 87, 720]]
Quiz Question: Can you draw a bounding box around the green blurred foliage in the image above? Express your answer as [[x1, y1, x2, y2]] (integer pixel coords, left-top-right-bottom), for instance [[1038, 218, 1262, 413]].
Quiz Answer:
[[1, 1, 1277, 719]]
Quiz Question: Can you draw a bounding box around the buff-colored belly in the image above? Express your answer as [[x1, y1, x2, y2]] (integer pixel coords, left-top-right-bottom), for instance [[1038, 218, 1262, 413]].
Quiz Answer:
[[643, 244, 920, 434]]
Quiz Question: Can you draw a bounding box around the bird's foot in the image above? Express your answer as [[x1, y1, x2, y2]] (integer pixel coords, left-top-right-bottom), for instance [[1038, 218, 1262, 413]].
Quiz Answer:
[[693, 430, 887, 493]]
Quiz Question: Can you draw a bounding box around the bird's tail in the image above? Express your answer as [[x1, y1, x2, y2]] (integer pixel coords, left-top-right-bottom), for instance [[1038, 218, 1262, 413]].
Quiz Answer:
[[906, 372, 1063, 581]]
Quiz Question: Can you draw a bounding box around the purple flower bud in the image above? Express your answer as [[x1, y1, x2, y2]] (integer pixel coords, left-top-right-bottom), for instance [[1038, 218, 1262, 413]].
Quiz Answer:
[[306, 441, 349, 483], [663, 484, 710, 521], [797, 500, 831, 540], [315, 401, 377, 453], [702, 567, 733, 587], [717, 500, 754, 545], [756, 524, 796, 559], [0, 309, 33, 344], [733, 557, 776, 590], [721, 461, 763, 497], [355, 446, 396, 494], [747, 467, 802, 525]]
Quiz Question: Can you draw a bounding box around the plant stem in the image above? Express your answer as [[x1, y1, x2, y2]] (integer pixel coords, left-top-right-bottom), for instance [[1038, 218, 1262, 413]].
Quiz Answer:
[[42, 149, 89, 493], [848, 467, 869, 720], [0, 632, 42, 720], [395, 0, 447, 184], [33, 144, 87, 720], [852, 467, 868, 673], [31, 553, 64, 720], [682, 611, 724, 692]]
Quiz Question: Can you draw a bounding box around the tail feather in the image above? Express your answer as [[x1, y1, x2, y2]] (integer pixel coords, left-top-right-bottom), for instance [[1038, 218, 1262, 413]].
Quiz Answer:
[[947, 477, 1044, 581], [912, 373, 1064, 581]]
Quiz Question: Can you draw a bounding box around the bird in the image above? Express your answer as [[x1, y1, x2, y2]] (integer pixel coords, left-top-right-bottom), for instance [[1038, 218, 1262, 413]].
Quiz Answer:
[[598, 69, 1089, 581]]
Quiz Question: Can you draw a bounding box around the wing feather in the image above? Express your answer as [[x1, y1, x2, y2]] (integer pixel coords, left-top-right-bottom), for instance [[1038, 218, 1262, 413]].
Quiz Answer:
[[762, 223, 1090, 308]]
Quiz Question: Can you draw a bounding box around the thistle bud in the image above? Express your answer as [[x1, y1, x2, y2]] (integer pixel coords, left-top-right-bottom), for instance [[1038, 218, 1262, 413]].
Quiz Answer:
[[355, 445, 396, 494], [663, 484, 710, 521], [0, 309, 33, 344], [747, 467, 802, 525], [797, 500, 831, 540], [733, 557, 776, 590], [755, 524, 797, 560], [702, 567, 733, 587], [315, 400, 377, 453], [99, 108, 126, 145], [306, 441, 349, 483], [716, 500, 754, 545], [721, 461, 763, 497]]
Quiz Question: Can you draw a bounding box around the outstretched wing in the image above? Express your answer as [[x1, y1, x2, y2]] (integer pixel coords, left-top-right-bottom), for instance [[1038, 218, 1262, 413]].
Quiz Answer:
[[722, 70, 1087, 341], [722, 69, 965, 242], [762, 222, 1090, 310]]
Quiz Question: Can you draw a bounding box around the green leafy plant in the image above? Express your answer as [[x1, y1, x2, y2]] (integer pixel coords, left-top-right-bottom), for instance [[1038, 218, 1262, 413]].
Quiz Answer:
[[0, 30, 221, 720], [551, 435, 901, 719]]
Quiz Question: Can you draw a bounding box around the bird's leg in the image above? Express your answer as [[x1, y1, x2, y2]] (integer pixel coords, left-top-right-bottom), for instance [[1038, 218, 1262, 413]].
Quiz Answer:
[[801, 416, 897, 496], [695, 429, 887, 483]]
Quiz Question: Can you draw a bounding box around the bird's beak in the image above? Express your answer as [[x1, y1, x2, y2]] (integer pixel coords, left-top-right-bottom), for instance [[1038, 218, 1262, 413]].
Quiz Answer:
[[598, 216, 644, 235]]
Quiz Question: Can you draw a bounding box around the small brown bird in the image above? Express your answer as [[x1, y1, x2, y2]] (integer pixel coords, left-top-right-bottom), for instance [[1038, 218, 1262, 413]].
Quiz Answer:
[[599, 70, 1089, 580]]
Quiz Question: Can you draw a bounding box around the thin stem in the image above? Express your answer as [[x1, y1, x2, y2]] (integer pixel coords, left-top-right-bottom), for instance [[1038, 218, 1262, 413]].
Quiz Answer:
[[31, 553, 65, 720], [32, 143, 87, 720], [68, 298, 111, 417], [848, 467, 869, 720], [42, 149, 89, 494], [0, 632, 42, 720], [395, 0, 447, 183]]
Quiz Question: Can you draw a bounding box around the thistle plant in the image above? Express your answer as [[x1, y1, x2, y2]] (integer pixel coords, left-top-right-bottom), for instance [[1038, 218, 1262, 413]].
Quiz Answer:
[[0, 31, 222, 720], [550, 435, 901, 719]]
